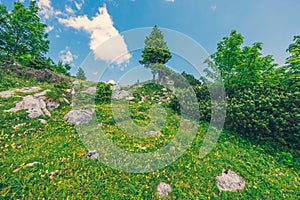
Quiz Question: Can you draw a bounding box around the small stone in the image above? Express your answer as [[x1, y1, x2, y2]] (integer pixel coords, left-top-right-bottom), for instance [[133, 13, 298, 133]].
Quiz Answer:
[[63, 98, 70, 104], [97, 123, 103, 127], [72, 80, 80, 85], [12, 123, 26, 130], [145, 130, 161, 136], [50, 170, 59, 177], [85, 150, 99, 160], [38, 119, 47, 124], [157, 182, 172, 198], [47, 101, 60, 111], [140, 146, 147, 150], [216, 169, 246, 192], [26, 161, 40, 167], [13, 168, 21, 173], [126, 96, 135, 101], [169, 146, 175, 152], [275, 172, 285, 177], [65, 89, 72, 93]]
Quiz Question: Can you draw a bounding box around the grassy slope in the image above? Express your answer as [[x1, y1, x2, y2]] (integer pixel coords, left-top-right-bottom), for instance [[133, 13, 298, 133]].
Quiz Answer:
[[0, 69, 299, 199]]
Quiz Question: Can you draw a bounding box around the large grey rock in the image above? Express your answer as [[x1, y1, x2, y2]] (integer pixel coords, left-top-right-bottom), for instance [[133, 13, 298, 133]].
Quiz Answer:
[[111, 85, 131, 100], [0, 87, 42, 98], [63, 108, 95, 125], [216, 169, 246, 192], [4, 90, 53, 119], [157, 182, 172, 198]]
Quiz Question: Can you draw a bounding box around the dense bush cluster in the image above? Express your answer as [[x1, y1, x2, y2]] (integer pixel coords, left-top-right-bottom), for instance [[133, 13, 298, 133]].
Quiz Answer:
[[226, 85, 299, 148], [169, 31, 300, 151]]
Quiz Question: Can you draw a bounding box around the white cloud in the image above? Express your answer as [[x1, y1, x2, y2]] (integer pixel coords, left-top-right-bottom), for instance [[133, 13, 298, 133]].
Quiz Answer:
[[37, 0, 61, 19], [59, 47, 78, 64], [37, 0, 54, 19], [58, 4, 131, 65], [211, 5, 217, 12], [44, 25, 54, 33], [75, 0, 84, 10], [65, 6, 75, 14], [19, 0, 25, 3], [165, 0, 175, 2]]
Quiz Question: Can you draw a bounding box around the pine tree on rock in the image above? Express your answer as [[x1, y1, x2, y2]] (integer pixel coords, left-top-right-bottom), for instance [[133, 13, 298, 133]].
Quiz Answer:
[[139, 26, 172, 83]]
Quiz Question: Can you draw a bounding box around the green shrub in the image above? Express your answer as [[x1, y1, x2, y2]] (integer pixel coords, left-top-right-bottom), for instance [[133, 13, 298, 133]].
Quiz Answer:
[[226, 84, 299, 149], [95, 82, 112, 104]]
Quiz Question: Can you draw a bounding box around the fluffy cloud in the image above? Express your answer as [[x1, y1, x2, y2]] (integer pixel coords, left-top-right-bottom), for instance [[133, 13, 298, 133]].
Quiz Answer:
[[37, 0, 55, 19], [165, 0, 175, 2], [44, 25, 54, 33], [58, 5, 131, 65], [59, 47, 78, 64]]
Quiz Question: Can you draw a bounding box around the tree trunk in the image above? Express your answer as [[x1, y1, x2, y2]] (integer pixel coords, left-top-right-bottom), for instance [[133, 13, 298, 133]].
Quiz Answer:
[[11, 44, 18, 64], [152, 73, 155, 83]]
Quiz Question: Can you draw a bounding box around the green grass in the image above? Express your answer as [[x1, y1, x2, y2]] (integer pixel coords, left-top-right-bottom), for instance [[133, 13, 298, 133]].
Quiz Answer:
[[0, 73, 299, 199]]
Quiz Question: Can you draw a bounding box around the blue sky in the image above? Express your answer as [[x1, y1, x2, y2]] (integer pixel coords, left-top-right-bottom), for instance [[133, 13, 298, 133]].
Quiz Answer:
[[1, 0, 300, 81]]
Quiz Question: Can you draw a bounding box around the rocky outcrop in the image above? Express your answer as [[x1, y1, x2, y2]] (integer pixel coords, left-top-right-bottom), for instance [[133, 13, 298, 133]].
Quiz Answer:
[[4, 90, 55, 119], [0, 90, 15, 98], [0, 87, 41, 98]]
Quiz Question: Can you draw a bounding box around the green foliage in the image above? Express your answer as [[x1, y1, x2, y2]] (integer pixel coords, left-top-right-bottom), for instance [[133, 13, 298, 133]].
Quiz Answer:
[[200, 30, 300, 151], [95, 82, 112, 104], [181, 71, 202, 86], [226, 84, 299, 149], [0, 1, 49, 64], [139, 26, 172, 83], [49, 60, 71, 75], [76, 67, 87, 80], [285, 35, 300, 88], [209, 30, 277, 95]]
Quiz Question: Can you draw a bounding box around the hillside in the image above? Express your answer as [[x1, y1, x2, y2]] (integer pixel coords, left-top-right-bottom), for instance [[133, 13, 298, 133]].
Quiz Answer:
[[0, 68, 299, 199]]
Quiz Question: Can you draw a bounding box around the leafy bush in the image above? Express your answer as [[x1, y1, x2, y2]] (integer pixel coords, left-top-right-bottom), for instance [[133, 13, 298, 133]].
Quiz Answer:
[[95, 82, 112, 104]]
